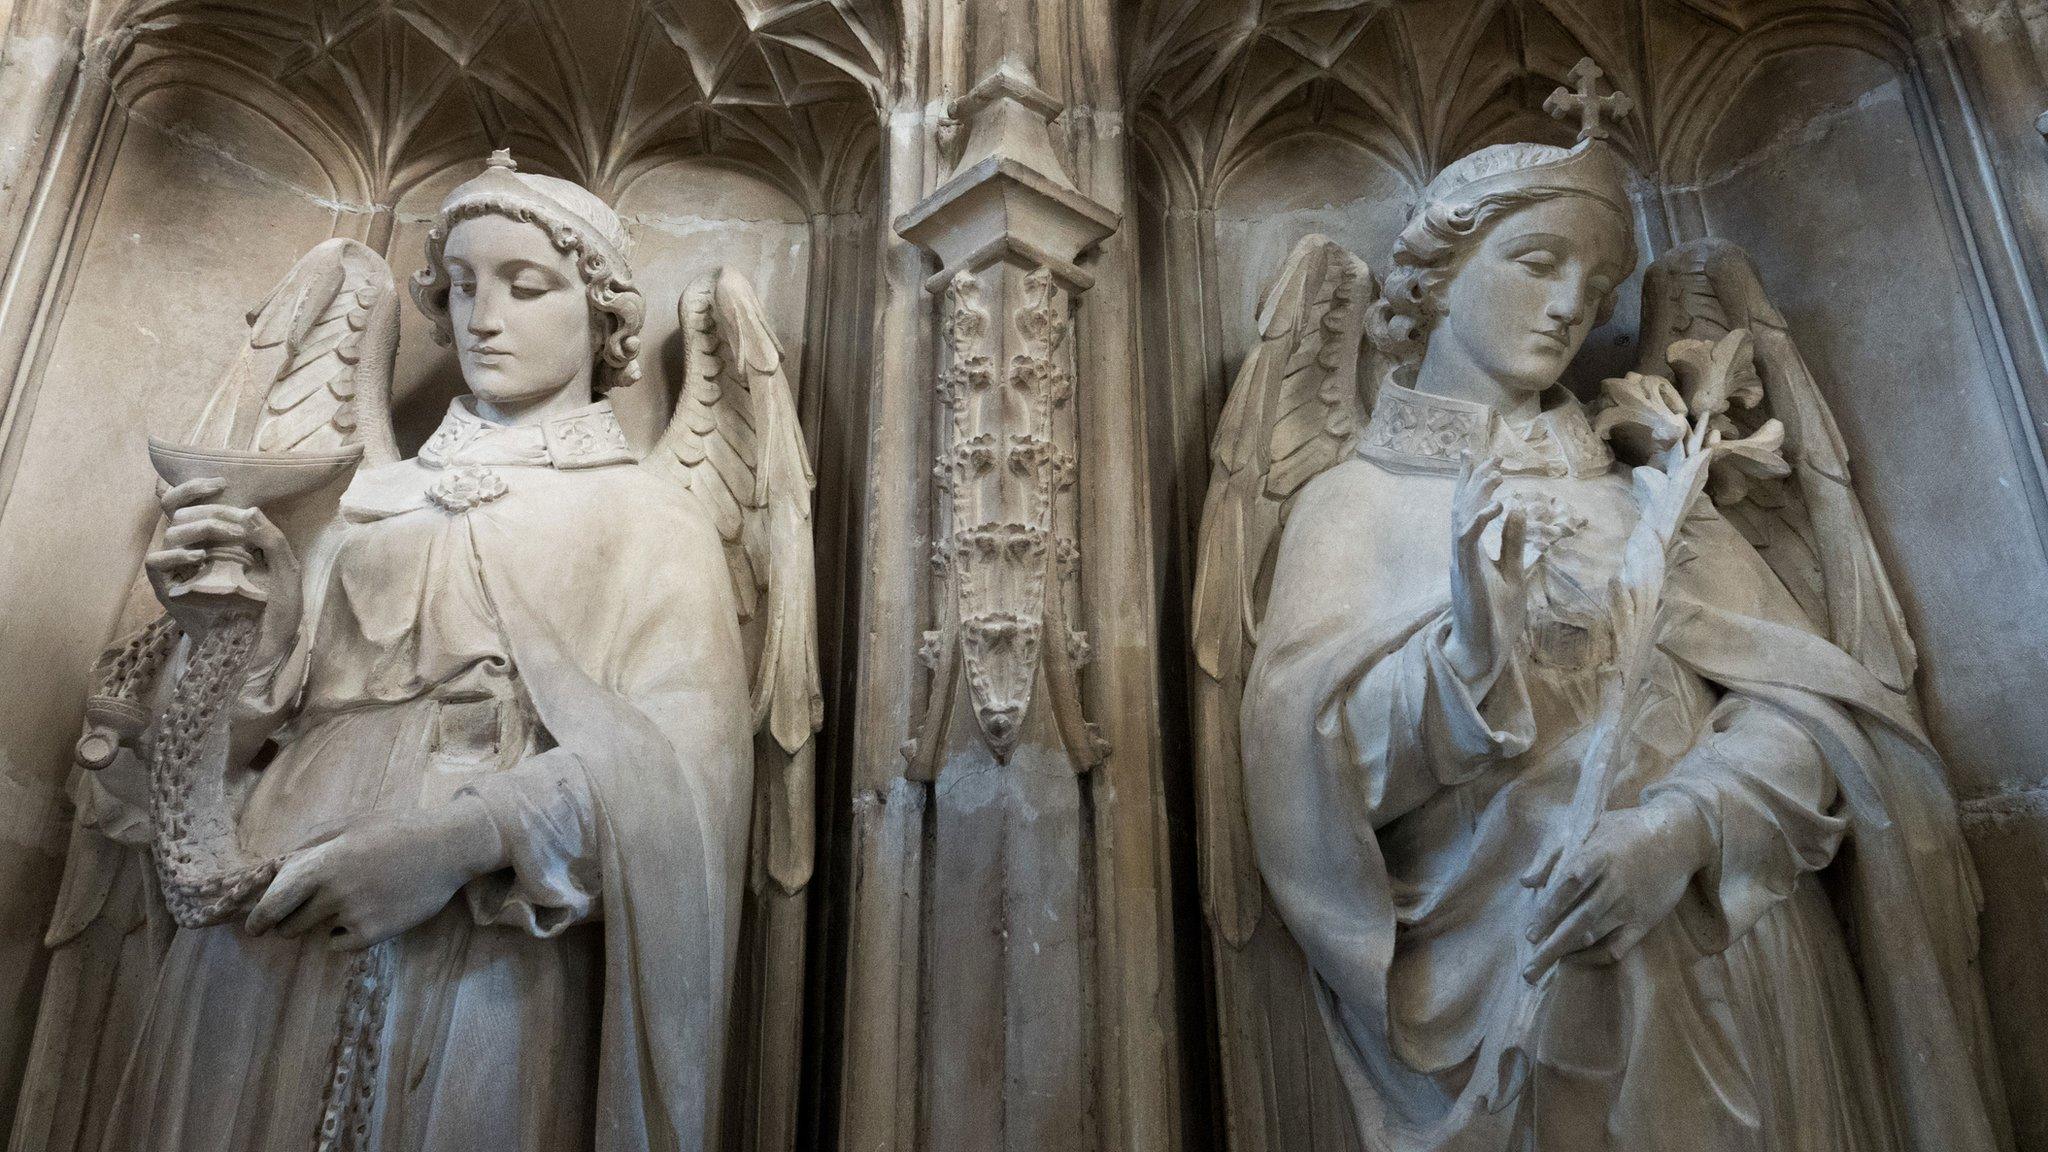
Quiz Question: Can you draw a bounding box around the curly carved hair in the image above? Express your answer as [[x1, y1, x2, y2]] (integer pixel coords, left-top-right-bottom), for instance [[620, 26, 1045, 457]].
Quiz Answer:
[[410, 201, 645, 392], [1366, 188, 1633, 367]]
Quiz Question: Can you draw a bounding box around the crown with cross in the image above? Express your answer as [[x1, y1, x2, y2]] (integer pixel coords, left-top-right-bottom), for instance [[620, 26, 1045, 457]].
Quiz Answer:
[[1413, 56, 1637, 221], [1544, 58, 1634, 143]]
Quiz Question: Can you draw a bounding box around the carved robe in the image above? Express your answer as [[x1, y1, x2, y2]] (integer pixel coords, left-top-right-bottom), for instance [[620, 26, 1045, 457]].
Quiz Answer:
[[100, 399, 753, 1152], [1243, 381, 1993, 1151], [6, 770, 168, 1152]]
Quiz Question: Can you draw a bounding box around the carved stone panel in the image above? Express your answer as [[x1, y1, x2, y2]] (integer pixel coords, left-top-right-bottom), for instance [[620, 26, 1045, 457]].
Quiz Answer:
[[2, 1, 2048, 1150]]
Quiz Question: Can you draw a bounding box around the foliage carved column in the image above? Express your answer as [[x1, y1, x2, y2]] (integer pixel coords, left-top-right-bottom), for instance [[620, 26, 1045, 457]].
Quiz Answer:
[[837, 0, 1189, 1146]]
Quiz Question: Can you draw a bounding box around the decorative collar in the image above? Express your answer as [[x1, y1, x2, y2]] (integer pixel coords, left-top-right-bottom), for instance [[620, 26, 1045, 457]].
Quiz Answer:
[[1357, 378, 1612, 479], [417, 396, 634, 471]]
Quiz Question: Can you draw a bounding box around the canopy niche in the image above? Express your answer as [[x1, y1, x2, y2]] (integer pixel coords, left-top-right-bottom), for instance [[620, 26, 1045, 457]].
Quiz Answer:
[[0, 3, 885, 1148], [1128, 1, 2048, 1148], [1, 0, 2046, 1148]]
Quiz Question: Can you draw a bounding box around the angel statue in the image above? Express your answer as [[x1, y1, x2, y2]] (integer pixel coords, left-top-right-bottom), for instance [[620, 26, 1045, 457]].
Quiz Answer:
[[10, 149, 820, 1152], [1191, 65, 2010, 1152]]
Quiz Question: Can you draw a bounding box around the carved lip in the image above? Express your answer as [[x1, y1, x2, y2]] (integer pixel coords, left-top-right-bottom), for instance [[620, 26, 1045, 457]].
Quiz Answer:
[[147, 439, 364, 507]]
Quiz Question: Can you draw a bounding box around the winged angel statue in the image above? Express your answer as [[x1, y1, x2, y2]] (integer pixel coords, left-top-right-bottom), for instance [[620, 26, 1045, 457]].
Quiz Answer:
[[10, 151, 819, 1152], [1191, 74, 2010, 1152]]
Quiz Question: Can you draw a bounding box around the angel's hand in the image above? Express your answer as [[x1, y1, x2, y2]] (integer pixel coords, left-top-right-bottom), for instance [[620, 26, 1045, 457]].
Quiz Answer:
[[146, 478, 303, 662], [1520, 798, 1713, 980], [1446, 455, 1532, 682], [246, 797, 506, 950]]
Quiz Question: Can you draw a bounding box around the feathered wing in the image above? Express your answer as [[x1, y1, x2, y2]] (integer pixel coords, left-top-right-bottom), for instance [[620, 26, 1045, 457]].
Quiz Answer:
[[72, 238, 403, 782], [645, 267, 822, 895], [52, 236, 404, 988], [1636, 243, 2014, 1152], [1191, 233, 1376, 947], [1636, 239, 1915, 691], [187, 237, 401, 466]]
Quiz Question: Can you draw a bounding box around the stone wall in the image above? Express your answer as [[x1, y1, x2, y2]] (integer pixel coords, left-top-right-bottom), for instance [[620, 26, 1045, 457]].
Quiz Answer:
[[0, 4, 879, 1138], [1129, 5, 2048, 1148], [1, 0, 2045, 1148]]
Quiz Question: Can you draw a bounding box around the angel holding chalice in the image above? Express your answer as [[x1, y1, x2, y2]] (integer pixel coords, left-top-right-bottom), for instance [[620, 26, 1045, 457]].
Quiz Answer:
[[1192, 63, 2009, 1151], [36, 151, 822, 1152]]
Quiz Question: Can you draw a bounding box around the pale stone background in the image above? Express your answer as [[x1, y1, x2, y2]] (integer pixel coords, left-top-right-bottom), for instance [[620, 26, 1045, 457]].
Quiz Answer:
[[0, 50, 836, 1136], [4, 1, 2048, 1149], [1134, 17, 2048, 1151]]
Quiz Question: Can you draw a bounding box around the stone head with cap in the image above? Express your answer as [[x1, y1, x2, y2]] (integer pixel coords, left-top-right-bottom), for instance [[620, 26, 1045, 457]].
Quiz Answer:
[[1368, 60, 1639, 398], [411, 150, 645, 414]]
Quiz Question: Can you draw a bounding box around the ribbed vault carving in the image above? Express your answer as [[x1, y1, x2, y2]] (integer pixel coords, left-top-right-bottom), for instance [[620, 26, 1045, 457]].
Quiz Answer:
[[1125, 0, 1915, 200], [91, 0, 891, 211]]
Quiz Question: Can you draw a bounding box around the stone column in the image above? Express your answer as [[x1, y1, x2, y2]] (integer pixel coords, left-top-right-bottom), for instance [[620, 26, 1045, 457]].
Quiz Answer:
[[838, 0, 1188, 1147], [0, 3, 117, 1135], [1907, 5, 2048, 1144], [0, 4, 121, 514]]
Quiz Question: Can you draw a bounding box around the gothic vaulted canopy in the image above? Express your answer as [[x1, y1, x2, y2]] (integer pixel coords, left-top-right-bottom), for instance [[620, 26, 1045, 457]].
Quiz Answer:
[[1124, 0, 1917, 195], [95, 0, 894, 209]]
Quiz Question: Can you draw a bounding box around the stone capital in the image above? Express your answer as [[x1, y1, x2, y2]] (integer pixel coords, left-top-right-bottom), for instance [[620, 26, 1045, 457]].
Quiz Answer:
[[896, 153, 1119, 293]]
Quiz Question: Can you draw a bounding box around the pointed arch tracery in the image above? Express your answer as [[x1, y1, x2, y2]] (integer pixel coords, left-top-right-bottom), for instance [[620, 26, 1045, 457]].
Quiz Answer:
[[1124, 0, 1919, 207], [90, 0, 893, 216]]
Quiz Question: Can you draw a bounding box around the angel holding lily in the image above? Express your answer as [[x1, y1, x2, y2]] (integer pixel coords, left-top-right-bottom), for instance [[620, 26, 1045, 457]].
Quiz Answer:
[[40, 151, 821, 1152], [1193, 67, 2007, 1152]]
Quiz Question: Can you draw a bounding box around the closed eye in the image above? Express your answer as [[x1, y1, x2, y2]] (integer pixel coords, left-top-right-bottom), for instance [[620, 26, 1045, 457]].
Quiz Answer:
[[509, 271, 565, 299], [1515, 252, 1558, 275]]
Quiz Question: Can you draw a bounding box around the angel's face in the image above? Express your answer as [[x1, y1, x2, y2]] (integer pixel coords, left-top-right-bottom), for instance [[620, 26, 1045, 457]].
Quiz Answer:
[[1435, 196, 1632, 395], [442, 214, 597, 417]]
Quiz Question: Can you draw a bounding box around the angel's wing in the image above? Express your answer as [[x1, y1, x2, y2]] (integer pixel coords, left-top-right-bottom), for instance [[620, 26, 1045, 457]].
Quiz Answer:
[[73, 239, 402, 778], [645, 267, 822, 895], [1190, 234, 1376, 947], [187, 237, 401, 466], [1637, 239, 1916, 692]]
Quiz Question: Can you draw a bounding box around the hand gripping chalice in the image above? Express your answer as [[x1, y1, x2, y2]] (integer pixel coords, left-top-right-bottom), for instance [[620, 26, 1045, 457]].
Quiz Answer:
[[88, 236, 395, 930], [138, 439, 362, 928]]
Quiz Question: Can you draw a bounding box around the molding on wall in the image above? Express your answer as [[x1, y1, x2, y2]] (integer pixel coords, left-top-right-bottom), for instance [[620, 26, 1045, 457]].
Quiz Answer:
[[4, 2, 2048, 1149], [0, 59, 120, 526], [1959, 783, 2048, 827]]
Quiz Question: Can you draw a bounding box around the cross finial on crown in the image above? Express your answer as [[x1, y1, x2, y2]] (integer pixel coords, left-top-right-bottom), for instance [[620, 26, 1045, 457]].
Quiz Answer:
[[486, 147, 517, 170], [1544, 58, 1633, 143]]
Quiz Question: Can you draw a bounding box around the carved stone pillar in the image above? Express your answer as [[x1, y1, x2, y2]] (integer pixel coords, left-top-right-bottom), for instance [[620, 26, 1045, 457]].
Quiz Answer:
[[0, 7, 120, 514], [0, 3, 117, 1134], [898, 114, 1115, 1152], [837, 1, 1188, 1148]]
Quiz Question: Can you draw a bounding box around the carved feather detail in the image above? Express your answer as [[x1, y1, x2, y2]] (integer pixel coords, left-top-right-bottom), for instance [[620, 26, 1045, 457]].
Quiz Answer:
[[1191, 234, 1377, 947], [1637, 240, 1916, 693], [648, 268, 823, 894], [187, 238, 401, 466]]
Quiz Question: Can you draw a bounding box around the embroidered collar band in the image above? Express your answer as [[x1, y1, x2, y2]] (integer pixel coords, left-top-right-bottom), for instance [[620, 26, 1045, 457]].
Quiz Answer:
[[418, 396, 635, 471], [1358, 379, 1612, 479]]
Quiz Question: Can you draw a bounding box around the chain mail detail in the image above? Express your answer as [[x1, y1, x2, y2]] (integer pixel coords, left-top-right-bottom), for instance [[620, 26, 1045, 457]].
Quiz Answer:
[[148, 607, 280, 929], [315, 944, 392, 1152], [92, 613, 183, 699]]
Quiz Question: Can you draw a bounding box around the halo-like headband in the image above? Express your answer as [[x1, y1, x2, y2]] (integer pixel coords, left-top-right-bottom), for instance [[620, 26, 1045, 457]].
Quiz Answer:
[[1421, 138, 1632, 219], [434, 150, 631, 279]]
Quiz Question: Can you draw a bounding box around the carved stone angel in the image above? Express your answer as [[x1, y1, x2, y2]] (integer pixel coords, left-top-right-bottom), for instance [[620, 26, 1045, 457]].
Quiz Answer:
[[1191, 86, 2009, 1151], [15, 151, 819, 1152]]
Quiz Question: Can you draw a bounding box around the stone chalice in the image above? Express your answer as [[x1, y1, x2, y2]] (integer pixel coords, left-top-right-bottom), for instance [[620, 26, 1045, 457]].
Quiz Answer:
[[130, 437, 361, 928]]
